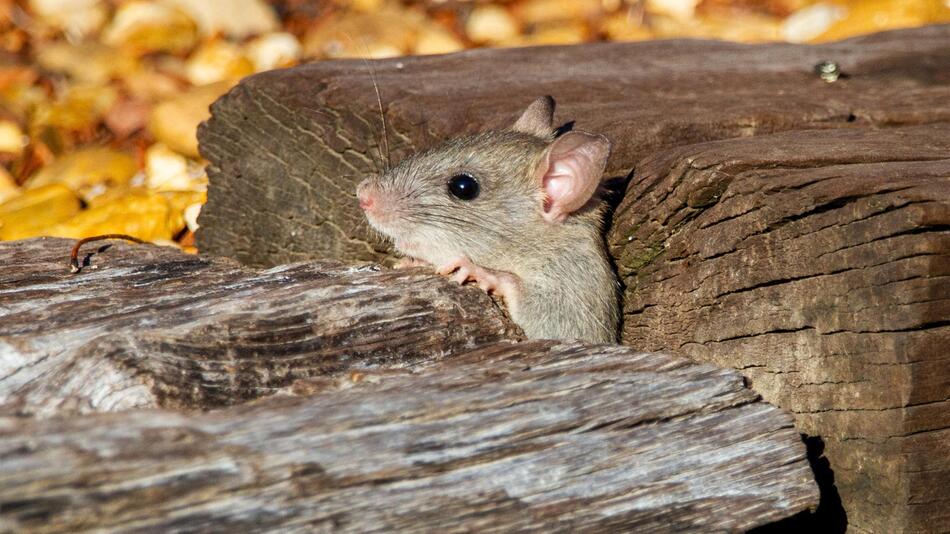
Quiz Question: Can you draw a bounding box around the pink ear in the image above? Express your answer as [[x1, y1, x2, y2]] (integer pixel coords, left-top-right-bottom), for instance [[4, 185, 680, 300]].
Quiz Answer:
[[537, 131, 611, 223]]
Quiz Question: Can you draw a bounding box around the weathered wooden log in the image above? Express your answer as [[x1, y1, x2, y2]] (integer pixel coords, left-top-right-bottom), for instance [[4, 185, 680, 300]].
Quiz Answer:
[[0, 239, 819, 530], [0, 237, 520, 416], [606, 124, 950, 534], [0, 339, 819, 533], [196, 25, 950, 267]]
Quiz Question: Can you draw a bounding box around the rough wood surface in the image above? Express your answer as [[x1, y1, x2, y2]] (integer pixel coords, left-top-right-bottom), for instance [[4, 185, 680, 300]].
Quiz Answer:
[[606, 124, 950, 534], [0, 340, 818, 533], [0, 237, 520, 417], [196, 25, 950, 267]]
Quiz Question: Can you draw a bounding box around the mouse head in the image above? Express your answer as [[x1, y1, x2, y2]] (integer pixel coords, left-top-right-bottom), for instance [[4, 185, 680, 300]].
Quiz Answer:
[[357, 96, 611, 267]]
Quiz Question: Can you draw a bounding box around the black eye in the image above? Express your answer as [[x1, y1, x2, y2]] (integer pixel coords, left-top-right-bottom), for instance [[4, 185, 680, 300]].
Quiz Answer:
[[447, 173, 479, 200]]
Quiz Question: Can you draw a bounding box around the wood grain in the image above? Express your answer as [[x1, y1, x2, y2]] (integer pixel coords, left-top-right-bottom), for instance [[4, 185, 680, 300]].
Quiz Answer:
[[196, 25, 950, 267], [0, 340, 818, 533], [606, 124, 950, 534], [0, 238, 520, 417]]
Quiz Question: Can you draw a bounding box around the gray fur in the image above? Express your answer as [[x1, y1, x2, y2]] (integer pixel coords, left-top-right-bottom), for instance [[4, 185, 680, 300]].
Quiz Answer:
[[359, 98, 619, 343]]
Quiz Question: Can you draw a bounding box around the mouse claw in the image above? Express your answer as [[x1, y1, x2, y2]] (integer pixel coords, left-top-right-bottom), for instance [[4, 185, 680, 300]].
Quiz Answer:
[[435, 256, 523, 315], [438, 256, 472, 285], [436, 256, 468, 277], [451, 266, 472, 285]]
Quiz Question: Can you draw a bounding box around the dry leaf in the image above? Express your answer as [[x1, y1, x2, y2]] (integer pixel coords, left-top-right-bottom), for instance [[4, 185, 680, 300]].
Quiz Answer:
[[165, 0, 279, 38], [0, 183, 81, 240], [0, 119, 24, 155], [522, 21, 589, 46], [304, 6, 424, 59], [815, 0, 950, 42], [513, 0, 603, 25], [466, 5, 521, 45], [47, 191, 183, 241], [103, 1, 199, 55], [104, 97, 151, 138], [601, 11, 654, 41], [161, 190, 206, 216], [28, 0, 108, 40], [35, 42, 137, 85], [0, 165, 19, 204], [413, 25, 465, 56], [183, 201, 202, 232], [185, 40, 255, 85], [24, 147, 138, 201], [31, 84, 119, 134], [145, 143, 206, 192], [246, 32, 302, 71], [148, 81, 233, 158]]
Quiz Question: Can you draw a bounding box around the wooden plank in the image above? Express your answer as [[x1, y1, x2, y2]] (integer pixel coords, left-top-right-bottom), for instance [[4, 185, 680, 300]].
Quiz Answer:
[[0, 238, 520, 416], [606, 124, 950, 534], [196, 26, 950, 267], [0, 340, 818, 533]]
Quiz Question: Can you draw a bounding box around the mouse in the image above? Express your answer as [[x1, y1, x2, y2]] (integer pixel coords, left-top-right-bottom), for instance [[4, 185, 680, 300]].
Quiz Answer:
[[356, 96, 619, 343]]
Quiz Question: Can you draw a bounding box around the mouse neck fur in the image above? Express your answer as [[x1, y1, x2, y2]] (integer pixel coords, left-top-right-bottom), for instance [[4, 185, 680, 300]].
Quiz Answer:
[[474, 200, 608, 283]]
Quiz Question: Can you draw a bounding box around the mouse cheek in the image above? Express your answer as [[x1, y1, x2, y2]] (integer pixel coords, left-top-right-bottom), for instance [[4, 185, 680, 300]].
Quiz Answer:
[[358, 188, 395, 227], [395, 229, 444, 265]]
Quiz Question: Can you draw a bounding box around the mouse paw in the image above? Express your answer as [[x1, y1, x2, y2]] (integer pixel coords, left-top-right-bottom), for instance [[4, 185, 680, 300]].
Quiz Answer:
[[436, 256, 522, 314], [393, 257, 429, 269]]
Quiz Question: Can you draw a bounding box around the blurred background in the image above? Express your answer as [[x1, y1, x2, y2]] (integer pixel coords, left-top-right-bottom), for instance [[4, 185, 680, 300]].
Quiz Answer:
[[1, 0, 948, 252]]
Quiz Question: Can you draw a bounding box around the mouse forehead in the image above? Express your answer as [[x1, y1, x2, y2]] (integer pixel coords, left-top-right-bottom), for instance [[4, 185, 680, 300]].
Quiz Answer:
[[386, 131, 547, 186]]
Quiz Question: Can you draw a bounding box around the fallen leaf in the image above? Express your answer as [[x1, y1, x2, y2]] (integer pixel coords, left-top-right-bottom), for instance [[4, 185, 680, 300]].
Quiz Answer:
[[246, 32, 303, 71], [185, 39, 255, 85], [104, 97, 151, 138], [34, 41, 137, 85], [103, 1, 199, 55], [148, 81, 233, 158], [601, 11, 654, 41], [28, 0, 108, 40], [183, 201, 202, 232], [0, 165, 19, 204], [121, 66, 184, 103], [303, 6, 424, 59], [647, 0, 702, 20], [466, 5, 521, 45], [162, 190, 206, 217], [165, 0, 279, 38], [0, 119, 25, 155], [24, 147, 139, 201], [521, 21, 590, 46], [145, 143, 206, 192], [31, 84, 119, 135], [815, 0, 950, 42], [413, 25, 465, 56], [47, 191, 183, 241], [513, 0, 603, 25], [650, 11, 782, 42], [0, 183, 80, 240]]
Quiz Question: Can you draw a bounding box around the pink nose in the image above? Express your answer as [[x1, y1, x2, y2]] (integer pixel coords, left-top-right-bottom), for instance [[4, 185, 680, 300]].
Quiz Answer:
[[358, 190, 374, 210]]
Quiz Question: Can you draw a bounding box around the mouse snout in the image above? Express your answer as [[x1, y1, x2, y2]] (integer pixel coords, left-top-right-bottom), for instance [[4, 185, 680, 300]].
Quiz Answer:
[[356, 180, 376, 211], [358, 190, 374, 210]]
